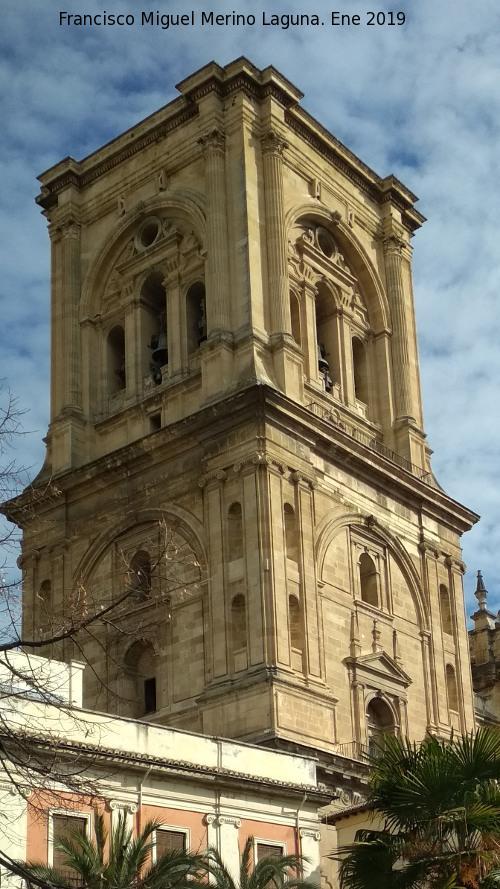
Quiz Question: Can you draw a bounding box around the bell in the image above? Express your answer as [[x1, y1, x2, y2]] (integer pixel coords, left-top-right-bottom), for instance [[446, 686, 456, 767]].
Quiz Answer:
[[151, 332, 168, 366]]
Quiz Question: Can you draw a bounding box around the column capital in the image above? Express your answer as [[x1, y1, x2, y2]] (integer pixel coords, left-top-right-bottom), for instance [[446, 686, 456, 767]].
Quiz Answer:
[[299, 828, 321, 841], [382, 234, 405, 256], [261, 129, 288, 157], [198, 126, 226, 154], [216, 815, 242, 828], [58, 217, 81, 241]]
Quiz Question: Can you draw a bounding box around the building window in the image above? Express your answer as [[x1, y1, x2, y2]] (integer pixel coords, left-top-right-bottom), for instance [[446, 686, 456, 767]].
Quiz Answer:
[[123, 640, 157, 717], [128, 550, 152, 599], [366, 697, 395, 755], [359, 552, 378, 607], [142, 272, 167, 385], [446, 664, 458, 712], [107, 325, 126, 394], [144, 677, 157, 714], [315, 282, 337, 394], [137, 217, 161, 250], [439, 584, 453, 636], [155, 828, 187, 859], [316, 226, 336, 258], [352, 336, 368, 404], [284, 503, 299, 563], [256, 841, 285, 861], [186, 281, 207, 354], [50, 813, 88, 885], [228, 502, 244, 562]]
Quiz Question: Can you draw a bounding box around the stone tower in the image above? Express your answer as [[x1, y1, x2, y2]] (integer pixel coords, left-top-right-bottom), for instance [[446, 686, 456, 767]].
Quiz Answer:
[[13, 59, 477, 761]]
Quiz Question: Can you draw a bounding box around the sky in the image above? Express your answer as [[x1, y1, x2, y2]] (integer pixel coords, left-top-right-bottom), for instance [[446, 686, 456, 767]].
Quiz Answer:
[[0, 0, 499, 620]]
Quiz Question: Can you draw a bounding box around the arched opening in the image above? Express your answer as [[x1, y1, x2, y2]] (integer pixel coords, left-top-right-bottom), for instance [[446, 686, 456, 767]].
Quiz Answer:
[[141, 272, 167, 385], [366, 697, 394, 754], [124, 640, 157, 717], [128, 551, 152, 600], [186, 281, 207, 354], [284, 503, 299, 563], [352, 336, 369, 404], [359, 552, 378, 607], [315, 282, 338, 393], [107, 325, 126, 394], [228, 502, 243, 562], [290, 291, 302, 346], [439, 584, 453, 636], [446, 664, 458, 712]]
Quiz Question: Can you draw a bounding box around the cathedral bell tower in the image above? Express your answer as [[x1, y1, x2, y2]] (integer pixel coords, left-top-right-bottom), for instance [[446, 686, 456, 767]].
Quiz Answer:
[[13, 58, 477, 758]]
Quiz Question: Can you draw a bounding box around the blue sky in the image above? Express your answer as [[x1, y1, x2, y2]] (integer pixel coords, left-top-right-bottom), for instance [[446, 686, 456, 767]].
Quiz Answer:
[[1, 0, 499, 619]]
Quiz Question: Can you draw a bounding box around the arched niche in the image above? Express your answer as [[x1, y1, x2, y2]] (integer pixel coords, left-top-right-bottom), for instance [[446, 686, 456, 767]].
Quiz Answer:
[[316, 513, 427, 632], [79, 192, 206, 322], [286, 204, 389, 334], [73, 507, 207, 601]]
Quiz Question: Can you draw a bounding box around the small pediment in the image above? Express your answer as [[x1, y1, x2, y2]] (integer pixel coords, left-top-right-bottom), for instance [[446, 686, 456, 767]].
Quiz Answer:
[[344, 650, 412, 690]]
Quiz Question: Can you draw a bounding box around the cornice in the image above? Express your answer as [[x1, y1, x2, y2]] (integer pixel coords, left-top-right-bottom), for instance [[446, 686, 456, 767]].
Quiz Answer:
[[36, 105, 198, 210], [0, 727, 328, 800], [4, 383, 479, 538]]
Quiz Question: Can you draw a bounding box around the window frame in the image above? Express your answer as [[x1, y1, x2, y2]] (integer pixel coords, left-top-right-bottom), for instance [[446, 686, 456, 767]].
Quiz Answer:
[[153, 825, 190, 862], [254, 838, 286, 861], [48, 809, 91, 868]]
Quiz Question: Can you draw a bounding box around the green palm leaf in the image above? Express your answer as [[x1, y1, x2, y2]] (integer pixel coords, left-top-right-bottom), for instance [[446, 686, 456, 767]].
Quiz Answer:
[[204, 835, 318, 889], [334, 728, 500, 889], [22, 812, 204, 889]]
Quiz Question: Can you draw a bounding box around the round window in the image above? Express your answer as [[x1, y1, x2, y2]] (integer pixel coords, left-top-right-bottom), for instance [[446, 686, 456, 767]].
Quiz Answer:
[[138, 218, 160, 249], [316, 226, 336, 258]]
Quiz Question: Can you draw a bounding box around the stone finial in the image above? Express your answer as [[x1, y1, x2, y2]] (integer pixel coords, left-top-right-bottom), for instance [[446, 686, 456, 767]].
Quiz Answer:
[[471, 570, 496, 631], [372, 619, 381, 653], [475, 570, 488, 610]]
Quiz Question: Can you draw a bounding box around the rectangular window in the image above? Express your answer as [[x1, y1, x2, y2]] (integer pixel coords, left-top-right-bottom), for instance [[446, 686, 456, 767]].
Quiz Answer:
[[155, 828, 187, 858], [256, 842, 284, 860], [144, 677, 157, 713], [51, 814, 87, 886]]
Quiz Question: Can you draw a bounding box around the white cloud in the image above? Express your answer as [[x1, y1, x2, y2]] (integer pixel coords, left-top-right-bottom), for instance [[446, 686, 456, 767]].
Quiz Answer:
[[1, 0, 499, 616]]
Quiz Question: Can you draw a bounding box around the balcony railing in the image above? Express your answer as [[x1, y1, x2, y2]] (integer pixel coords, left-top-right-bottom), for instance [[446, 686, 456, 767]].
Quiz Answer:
[[331, 740, 371, 763], [307, 401, 431, 484]]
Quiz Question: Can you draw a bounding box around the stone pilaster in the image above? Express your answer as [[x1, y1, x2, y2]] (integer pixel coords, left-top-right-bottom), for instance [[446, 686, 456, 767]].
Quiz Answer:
[[383, 235, 413, 422], [261, 131, 291, 337], [198, 127, 231, 336], [59, 218, 82, 415]]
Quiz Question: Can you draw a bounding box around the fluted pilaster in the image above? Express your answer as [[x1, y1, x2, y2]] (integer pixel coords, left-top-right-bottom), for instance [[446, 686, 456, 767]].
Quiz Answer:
[[58, 217, 82, 414], [261, 130, 291, 336], [384, 235, 414, 421], [198, 127, 231, 335]]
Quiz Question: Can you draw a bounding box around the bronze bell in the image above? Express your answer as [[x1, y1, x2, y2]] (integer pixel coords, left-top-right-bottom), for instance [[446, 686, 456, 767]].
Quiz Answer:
[[151, 332, 168, 366]]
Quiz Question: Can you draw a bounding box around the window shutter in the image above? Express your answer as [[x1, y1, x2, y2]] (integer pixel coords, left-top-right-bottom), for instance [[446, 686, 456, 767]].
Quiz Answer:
[[52, 815, 86, 884], [156, 829, 186, 856]]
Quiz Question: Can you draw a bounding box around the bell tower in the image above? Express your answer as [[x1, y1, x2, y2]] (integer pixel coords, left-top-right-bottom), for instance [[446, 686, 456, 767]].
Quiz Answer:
[[14, 59, 477, 760]]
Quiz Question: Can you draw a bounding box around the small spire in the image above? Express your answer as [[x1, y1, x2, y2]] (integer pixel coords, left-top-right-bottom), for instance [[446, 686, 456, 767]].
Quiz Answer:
[[471, 570, 496, 630], [475, 570, 488, 611], [350, 609, 361, 658], [393, 629, 401, 663]]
